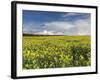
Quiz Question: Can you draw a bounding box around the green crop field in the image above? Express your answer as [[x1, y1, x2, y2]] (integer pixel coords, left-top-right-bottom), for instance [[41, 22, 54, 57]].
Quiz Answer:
[[22, 35, 91, 69]]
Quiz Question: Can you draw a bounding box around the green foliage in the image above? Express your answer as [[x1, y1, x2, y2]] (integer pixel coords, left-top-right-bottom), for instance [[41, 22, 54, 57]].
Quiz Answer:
[[23, 36, 91, 69]]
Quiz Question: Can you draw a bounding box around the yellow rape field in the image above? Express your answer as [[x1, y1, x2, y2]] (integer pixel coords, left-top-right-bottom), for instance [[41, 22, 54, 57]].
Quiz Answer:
[[23, 35, 91, 69]]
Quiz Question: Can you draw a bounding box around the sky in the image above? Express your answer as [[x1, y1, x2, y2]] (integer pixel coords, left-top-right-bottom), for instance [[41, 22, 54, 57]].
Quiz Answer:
[[23, 10, 91, 35]]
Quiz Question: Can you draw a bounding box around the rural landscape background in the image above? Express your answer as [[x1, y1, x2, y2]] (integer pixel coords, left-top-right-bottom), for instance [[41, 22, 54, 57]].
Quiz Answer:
[[22, 10, 91, 69]]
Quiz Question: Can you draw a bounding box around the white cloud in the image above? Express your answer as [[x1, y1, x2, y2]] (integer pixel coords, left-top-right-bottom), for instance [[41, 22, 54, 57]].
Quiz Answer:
[[62, 13, 79, 17], [23, 18, 90, 35], [23, 22, 44, 34], [34, 30, 64, 35], [44, 21, 74, 32], [43, 19, 90, 35], [75, 19, 90, 35], [35, 30, 54, 35]]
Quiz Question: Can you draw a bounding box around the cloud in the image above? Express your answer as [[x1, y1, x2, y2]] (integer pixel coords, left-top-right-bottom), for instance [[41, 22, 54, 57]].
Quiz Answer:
[[75, 19, 90, 35], [62, 13, 79, 17], [43, 19, 90, 35], [23, 22, 44, 34], [34, 30, 54, 35], [34, 30, 64, 35], [23, 14, 90, 35], [44, 21, 74, 32], [62, 13, 90, 20]]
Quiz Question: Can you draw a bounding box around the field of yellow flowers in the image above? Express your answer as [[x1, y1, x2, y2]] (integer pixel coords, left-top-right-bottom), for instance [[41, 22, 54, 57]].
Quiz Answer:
[[23, 36, 91, 69]]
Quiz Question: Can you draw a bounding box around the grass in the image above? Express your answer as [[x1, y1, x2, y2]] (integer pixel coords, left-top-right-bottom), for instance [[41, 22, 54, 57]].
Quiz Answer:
[[22, 35, 91, 69]]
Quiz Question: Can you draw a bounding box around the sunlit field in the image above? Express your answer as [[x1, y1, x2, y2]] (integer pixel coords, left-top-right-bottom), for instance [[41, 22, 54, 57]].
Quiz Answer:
[[23, 35, 91, 69]]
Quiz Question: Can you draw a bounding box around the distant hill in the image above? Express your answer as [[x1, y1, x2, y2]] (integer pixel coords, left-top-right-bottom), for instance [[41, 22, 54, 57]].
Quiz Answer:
[[23, 33, 90, 36], [23, 33, 64, 36]]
